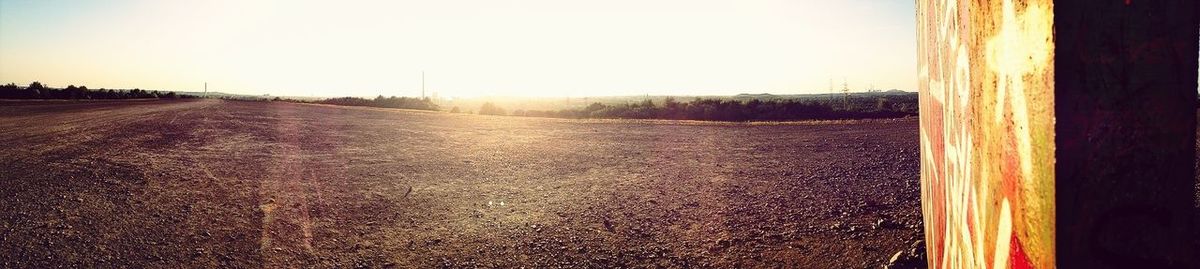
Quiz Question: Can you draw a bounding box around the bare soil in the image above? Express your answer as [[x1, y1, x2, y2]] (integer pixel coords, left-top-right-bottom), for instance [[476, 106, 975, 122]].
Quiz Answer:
[[0, 99, 924, 268]]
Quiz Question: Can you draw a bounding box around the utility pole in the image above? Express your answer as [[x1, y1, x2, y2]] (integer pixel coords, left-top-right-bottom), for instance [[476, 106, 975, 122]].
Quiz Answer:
[[421, 71, 426, 99], [204, 82, 208, 98]]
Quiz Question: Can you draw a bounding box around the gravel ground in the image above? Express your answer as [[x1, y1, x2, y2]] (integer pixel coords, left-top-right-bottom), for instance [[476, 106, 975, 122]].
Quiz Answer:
[[0, 99, 925, 268]]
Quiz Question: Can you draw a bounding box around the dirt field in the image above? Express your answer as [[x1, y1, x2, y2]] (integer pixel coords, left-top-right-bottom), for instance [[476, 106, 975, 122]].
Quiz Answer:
[[0, 99, 924, 268]]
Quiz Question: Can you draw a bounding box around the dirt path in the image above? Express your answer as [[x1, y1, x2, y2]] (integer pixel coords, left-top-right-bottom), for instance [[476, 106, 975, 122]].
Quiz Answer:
[[1, 99, 924, 268]]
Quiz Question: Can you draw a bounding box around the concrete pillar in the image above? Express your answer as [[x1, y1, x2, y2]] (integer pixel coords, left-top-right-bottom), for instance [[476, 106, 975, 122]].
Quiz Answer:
[[917, 0, 1197, 268]]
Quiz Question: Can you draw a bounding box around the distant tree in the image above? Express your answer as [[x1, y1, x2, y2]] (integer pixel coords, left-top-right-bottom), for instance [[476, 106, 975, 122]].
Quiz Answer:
[[585, 102, 606, 112], [64, 85, 83, 99], [28, 81, 44, 91], [316, 96, 438, 111], [0, 83, 19, 99], [450, 106, 461, 113], [479, 102, 506, 116]]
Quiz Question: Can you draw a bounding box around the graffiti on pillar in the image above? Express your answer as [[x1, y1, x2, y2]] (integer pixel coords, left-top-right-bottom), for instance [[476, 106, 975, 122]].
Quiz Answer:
[[917, 0, 1055, 268]]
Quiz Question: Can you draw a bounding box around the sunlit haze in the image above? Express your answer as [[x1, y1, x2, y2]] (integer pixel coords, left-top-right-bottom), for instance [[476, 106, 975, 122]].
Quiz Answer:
[[0, 0, 916, 97]]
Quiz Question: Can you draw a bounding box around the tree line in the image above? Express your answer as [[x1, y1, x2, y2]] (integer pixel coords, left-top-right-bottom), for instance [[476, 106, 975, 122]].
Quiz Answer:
[[317, 95, 439, 111], [3, 80, 918, 121], [0, 82, 191, 99], [490, 95, 917, 121]]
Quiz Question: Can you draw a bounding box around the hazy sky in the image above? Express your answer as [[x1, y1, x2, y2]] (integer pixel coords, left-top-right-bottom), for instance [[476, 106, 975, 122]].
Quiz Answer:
[[0, 0, 916, 97]]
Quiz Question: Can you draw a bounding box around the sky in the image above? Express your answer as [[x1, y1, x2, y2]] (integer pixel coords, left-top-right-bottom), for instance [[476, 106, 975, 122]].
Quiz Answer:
[[0, 0, 917, 97]]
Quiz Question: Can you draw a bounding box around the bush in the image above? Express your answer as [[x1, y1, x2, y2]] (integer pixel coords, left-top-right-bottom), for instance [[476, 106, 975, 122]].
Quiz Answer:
[[479, 102, 506, 116]]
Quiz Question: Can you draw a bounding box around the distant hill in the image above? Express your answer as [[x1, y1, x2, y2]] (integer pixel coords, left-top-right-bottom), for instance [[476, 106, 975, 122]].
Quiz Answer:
[[734, 93, 777, 98]]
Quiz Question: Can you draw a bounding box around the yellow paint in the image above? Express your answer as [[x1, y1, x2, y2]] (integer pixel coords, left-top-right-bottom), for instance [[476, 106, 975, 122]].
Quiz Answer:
[[985, 0, 1052, 187]]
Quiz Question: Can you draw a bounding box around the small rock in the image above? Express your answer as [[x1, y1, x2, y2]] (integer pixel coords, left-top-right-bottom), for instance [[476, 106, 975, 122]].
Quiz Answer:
[[715, 239, 732, 249], [887, 250, 903, 264]]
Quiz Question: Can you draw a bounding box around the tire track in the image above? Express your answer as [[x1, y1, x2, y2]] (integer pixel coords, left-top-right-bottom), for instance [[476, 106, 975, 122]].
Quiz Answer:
[[258, 104, 320, 267]]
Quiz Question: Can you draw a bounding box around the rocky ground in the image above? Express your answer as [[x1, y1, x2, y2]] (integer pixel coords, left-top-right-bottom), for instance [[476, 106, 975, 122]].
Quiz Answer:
[[0, 99, 925, 268]]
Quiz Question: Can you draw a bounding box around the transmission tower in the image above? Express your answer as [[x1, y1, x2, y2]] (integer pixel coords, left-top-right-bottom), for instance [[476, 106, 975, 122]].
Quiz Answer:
[[828, 78, 834, 103], [842, 78, 851, 109]]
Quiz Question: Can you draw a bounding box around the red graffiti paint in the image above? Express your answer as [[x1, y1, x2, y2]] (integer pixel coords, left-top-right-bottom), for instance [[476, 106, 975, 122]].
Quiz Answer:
[[1009, 235, 1034, 269]]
